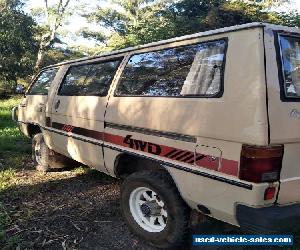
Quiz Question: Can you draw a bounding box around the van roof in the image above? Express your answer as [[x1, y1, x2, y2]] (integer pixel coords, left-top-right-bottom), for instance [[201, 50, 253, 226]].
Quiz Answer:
[[45, 22, 300, 69]]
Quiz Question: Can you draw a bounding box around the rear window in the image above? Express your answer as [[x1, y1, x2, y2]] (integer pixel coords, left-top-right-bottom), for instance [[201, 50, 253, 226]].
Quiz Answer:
[[278, 35, 300, 99], [115, 39, 227, 97]]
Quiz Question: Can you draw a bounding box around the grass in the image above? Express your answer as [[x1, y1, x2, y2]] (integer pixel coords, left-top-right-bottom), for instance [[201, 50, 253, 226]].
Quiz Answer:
[[0, 96, 30, 249], [0, 96, 95, 249], [0, 96, 30, 153], [0, 96, 31, 192]]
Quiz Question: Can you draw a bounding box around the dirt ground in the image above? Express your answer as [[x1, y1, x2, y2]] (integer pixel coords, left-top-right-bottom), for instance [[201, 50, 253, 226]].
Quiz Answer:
[[1, 161, 294, 250], [0, 160, 160, 250], [0, 162, 224, 250]]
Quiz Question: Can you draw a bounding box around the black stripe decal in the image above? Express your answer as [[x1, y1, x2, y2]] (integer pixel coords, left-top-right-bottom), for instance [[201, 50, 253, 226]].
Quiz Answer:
[[42, 126, 252, 190], [52, 122, 64, 130], [52, 122, 104, 140], [168, 150, 187, 159], [164, 149, 178, 157], [186, 154, 205, 164], [196, 155, 206, 161], [181, 154, 195, 162], [105, 122, 196, 143], [176, 152, 192, 161]]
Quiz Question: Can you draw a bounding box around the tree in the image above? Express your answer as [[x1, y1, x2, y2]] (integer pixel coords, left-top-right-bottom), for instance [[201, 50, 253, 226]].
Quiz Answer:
[[34, 0, 72, 71], [41, 47, 85, 68], [84, 0, 291, 51], [244, 0, 290, 7], [85, 0, 170, 50], [0, 0, 37, 91], [280, 10, 300, 27]]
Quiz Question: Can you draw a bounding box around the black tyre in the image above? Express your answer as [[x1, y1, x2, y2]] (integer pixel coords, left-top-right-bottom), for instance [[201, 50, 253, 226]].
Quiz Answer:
[[121, 170, 190, 249], [32, 133, 50, 172], [32, 133, 79, 172]]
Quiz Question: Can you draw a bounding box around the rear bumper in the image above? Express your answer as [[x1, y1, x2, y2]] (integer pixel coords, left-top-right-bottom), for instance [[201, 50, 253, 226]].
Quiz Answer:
[[236, 203, 300, 233]]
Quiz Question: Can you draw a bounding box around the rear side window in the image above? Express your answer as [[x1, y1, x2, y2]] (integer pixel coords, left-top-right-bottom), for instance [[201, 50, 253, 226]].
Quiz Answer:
[[58, 59, 121, 96], [115, 39, 227, 97], [28, 68, 58, 95], [278, 35, 300, 99]]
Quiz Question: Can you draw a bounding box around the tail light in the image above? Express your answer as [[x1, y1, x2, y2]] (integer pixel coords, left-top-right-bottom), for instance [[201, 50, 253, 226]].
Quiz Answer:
[[239, 145, 283, 183], [264, 186, 276, 200]]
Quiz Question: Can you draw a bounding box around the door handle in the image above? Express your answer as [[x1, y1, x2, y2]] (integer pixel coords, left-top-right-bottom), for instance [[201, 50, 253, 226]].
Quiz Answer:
[[20, 104, 26, 108], [37, 103, 45, 112], [54, 99, 60, 110]]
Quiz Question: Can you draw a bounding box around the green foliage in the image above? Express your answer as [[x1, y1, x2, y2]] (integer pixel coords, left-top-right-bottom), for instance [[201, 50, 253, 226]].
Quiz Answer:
[[41, 47, 86, 68], [280, 10, 300, 27], [0, 0, 38, 91], [85, 0, 300, 51]]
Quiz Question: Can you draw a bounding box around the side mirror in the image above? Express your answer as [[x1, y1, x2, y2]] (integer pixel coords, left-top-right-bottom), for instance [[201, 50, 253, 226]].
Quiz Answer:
[[16, 84, 25, 94]]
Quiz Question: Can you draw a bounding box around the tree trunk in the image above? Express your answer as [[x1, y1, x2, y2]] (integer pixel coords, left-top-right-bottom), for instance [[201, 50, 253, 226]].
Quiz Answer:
[[11, 76, 17, 94], [34, 46, 46, 72]]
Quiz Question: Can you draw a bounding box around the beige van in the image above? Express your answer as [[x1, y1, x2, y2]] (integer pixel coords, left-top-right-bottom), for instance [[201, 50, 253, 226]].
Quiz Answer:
[[12, 22, 300, 248]]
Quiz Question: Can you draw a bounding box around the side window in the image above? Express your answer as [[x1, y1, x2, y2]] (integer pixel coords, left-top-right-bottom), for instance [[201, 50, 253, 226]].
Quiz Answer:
[[115, 40, 227, 97], [58, 59, 121, 96], [28, 68, 58, 95], [278, 35, 300, 99]]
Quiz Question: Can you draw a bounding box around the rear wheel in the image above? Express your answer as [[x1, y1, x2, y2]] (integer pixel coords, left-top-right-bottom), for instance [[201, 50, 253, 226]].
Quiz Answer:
[[121, 170, 190, 249]]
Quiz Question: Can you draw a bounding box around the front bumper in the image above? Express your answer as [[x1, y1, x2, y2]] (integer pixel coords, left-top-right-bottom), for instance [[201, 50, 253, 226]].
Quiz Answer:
[[236, 203, 300, 233], [11, 106, 18, 122]]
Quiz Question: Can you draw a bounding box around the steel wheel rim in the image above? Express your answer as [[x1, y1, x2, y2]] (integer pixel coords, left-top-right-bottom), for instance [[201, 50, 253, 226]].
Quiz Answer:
[[129, 186, 168, 233]]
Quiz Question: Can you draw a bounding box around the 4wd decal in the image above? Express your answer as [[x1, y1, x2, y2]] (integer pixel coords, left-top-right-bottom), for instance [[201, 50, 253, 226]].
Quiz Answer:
[[123, 135, 162, 155], [49, 121, 239, 176]]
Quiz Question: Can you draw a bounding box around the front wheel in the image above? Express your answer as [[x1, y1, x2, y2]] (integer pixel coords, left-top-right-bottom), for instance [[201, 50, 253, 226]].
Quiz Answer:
[[32, 133, 50, 172], [32, 133, 79, 172], [121, 170, 190, 249]]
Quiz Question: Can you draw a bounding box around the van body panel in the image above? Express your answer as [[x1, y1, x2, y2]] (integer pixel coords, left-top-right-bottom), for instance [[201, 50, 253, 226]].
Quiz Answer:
[[105, 28, 269, 146], [102, 131, 276, 226], [17, 23, 300, 234], [18, 95, 47, 126], [265, 28, 300, 144], [49, 94, 107, 172], [47, 61, 112, 172], [168, 167, 277, 226], [18, 66, 65, 127], [264, 26, 300, 205]]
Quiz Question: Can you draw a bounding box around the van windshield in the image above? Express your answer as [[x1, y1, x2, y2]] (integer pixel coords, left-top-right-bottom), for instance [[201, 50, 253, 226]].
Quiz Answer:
[[279, 35, 300, 98]]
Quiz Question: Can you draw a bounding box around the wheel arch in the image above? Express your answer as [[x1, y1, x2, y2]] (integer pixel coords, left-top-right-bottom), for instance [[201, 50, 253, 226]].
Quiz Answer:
[[114, 153, 168, 178], [26, 123, 42, 138], [113, 153, 185, 198]]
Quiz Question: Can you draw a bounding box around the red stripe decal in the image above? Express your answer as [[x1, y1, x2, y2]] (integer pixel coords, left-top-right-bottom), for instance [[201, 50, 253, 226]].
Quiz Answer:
[[51, 122, 239, 177], [104, 132, 238, 177], [219, 159, 239, 176]]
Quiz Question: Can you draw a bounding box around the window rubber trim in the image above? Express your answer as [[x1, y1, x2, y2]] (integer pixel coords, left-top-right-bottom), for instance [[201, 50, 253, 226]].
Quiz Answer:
[[26, 67, 59, 96], [57, 57, 123, 97], [113, 37, 228, 98], [274, 31, 300, 102]]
